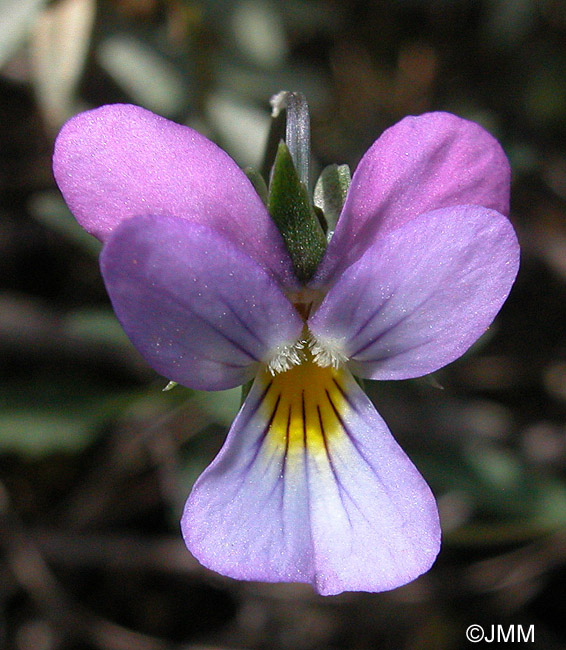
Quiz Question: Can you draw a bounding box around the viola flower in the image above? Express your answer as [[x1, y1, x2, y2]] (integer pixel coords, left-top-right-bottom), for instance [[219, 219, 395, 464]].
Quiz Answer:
[[53, 103, 519, 596]]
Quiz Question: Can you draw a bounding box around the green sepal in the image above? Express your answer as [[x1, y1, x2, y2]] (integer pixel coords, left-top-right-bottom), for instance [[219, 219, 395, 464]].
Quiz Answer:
[[267, 141, 327, 283], [313, 205, 328, 234], [314, 164, 351, 236], [354, 375, 366, 393], [162, 381, 178, 392], [240, 378, 254, 405], [244, 167, 269, 206]]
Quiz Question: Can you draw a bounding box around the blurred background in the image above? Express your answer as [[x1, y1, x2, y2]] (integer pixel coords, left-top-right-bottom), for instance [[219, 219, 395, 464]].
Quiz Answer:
[[0, 0, 565, 648]]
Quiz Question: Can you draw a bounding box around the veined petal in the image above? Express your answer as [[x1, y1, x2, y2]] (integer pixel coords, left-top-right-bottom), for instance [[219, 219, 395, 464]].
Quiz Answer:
[[314, 112, 511, 285], [308, 205, 520, 380], [182, 358, 440, 596], [100, 215, 303, 391], [53, 104, 297, 288]]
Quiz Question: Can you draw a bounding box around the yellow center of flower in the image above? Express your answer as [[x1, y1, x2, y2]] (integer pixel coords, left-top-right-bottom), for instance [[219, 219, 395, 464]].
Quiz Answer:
[[258, 350, 350, 458]]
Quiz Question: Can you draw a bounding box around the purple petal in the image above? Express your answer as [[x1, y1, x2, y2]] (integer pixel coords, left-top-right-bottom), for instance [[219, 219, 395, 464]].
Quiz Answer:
[[308, 205, 520, 380], [100, 215, 303, 390], [53, 104, 297, 288], [182, 361, 440, 595], [314, 112, 511, 285]]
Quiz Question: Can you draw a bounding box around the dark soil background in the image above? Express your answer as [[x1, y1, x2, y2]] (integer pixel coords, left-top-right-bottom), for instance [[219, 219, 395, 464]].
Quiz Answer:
[[1, 1, 565, 649]]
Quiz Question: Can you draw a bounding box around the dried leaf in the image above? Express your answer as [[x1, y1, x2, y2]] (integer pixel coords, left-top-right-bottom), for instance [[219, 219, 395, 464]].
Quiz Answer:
[[0, 0, 47, 68], [30, 0, 96, 129]]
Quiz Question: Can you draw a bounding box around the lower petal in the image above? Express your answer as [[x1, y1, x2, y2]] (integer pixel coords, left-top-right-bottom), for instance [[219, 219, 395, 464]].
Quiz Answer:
[[181, 360, 440, 596]]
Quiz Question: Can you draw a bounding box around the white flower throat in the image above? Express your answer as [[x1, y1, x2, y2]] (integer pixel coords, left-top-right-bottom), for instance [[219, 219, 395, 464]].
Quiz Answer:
[[267, 289, 348, 375]]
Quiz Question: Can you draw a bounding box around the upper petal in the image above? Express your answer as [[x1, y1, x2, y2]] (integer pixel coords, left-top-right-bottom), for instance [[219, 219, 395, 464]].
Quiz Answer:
[[313, 112, 511, 285], [53, 103, 297, 288], [308, 205, 520, 380], [100, 214, 303, 390], [182, 359, 440, 595]]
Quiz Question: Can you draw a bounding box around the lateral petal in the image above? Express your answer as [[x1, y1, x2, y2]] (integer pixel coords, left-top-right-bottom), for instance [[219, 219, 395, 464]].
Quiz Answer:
[[314, 112, 511, 285], [182, 359, 440, 595], [308, 205, 520, 380], [53, 103, 297, 288], [100, 215, 303, 390]]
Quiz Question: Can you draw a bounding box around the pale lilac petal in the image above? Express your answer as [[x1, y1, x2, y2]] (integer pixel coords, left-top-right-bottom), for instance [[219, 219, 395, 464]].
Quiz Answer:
[[182, 362, 440, 596], [100, 215, 303, 391], [314, 112, 511, 284], [53, 104, 297, 288], [308, 206, 520, 380]]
